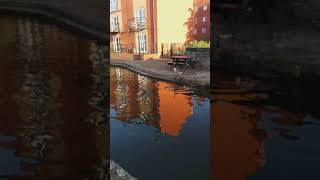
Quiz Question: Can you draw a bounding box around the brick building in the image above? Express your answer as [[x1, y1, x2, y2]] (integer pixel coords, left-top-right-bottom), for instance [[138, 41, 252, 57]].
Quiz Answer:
[[194, 0, 210, 41], [110, 0, 158, 60]]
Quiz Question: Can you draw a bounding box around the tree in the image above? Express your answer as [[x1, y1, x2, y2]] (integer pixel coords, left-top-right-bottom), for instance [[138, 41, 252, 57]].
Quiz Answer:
[[183, 0, 196, 44]]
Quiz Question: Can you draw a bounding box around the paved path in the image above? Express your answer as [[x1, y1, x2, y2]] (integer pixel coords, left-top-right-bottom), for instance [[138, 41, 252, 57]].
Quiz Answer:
[[110, 59, 210, 87], [0, 0, 107, 42]]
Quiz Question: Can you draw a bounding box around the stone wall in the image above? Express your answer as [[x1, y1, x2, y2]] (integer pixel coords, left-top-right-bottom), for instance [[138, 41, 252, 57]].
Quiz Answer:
[[186, 48, 210, 70]]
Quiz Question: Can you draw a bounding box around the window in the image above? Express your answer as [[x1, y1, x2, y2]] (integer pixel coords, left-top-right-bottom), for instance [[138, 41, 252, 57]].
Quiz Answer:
[[112, 35, 121, 52], [111, 16, 119, 32], [137, 33, 147, 53], [202, 28, 206, 33], [194, 29, 197, 34], [203, 5, 208, 11], [195, 18, 197, 24], [110, 0, 118, 12], [202, 16, 207, 22], [195, 7, 198, 12], [136, 8, 146, 26]]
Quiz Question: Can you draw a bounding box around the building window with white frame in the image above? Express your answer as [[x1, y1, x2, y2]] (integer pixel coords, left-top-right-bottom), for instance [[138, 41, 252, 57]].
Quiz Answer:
[[136, 33, 147, 53], [135, 8, 146, 27], [194, 29, 197, 34], [112, 35, 121, 52], [195, 6, 198, 12], [202, 28, 206, 33], [202, 16, 207, 22], [110, 0, 118, 12], [111, 16, 119, 32], [203, 5, 208, 11], [195, 18, 197, 24]]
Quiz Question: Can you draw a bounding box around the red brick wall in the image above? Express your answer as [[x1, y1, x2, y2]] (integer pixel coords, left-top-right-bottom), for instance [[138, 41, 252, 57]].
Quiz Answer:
[[147, 0, 158, 54], [194, 0, 210, 41]]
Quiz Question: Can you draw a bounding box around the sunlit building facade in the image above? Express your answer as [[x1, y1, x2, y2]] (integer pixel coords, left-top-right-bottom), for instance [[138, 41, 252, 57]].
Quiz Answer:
[[110, 0, 158, 60], [194, 0, 210, 41]]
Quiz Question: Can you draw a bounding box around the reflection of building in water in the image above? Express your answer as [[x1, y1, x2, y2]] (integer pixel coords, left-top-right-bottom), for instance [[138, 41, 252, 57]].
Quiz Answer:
[[110, 67, 159, 123], [87, 42, 109, 179], [212, 86, 267, 180], [157, 82, 193, 136], [3, 16, 109, 179], [0, 16, 25, 146], [212, 76, 307, 180], [110, 68, 193, 136], [15, 17, 59, 160]]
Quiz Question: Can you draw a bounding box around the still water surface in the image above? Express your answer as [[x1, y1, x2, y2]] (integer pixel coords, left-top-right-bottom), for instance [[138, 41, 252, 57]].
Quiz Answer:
[[212, 72, 320, 180], [110, 67, 210, 180], [0, 15, 108, 179]]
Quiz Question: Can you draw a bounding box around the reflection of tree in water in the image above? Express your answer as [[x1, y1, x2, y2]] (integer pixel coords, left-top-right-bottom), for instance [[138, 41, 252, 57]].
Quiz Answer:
[[137, 74, 152, 122], [87, 42, 109, 179], [115, 68, 128, 112], [15, 18, 59, 160]]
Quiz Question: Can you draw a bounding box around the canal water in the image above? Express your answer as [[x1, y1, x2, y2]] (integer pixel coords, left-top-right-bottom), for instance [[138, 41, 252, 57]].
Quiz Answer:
[[110, 67, 210, 180], [212, 72, 320, 180], [0, 15, 108, 179]]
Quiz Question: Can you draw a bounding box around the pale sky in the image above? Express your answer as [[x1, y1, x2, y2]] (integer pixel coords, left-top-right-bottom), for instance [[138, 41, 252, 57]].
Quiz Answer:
[[157, 0, 193, 44]]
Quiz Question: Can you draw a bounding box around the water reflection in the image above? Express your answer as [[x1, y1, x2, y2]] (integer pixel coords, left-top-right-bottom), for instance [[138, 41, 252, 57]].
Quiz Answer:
[[110, 67, 198, 136], [110, 67, 210, 180], [0, 15, 108, 179], [212, 72, 320, 180]]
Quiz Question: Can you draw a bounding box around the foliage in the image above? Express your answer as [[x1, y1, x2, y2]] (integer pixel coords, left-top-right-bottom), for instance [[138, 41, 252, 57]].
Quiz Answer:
[[183, 1, 196, 44], [186, 41, 210, 48]]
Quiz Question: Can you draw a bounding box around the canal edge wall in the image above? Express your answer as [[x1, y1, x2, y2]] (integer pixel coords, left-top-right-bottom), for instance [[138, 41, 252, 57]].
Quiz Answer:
[[110, 60, 210, 88], [0, 1, 107, 43]]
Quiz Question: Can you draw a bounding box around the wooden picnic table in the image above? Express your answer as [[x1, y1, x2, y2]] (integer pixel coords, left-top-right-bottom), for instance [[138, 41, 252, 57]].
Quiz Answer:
[[168, 55, 193, 70]]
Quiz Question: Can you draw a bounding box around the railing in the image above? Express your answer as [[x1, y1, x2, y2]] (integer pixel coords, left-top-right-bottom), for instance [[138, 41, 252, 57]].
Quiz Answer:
[[128, 17, 147, 31], [110, 22, 120, 33], [111, 43, 135, 53]]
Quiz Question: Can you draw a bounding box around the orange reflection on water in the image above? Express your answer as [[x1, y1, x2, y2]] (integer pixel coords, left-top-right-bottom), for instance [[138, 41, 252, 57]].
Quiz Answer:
[[157, 82, 193, 136], [110, 67, 194, 136], [212, 83, 267, 180]]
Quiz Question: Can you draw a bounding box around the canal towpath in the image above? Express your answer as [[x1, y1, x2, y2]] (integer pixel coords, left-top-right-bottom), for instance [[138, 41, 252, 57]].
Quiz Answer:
[[110, 59, 210, 87]]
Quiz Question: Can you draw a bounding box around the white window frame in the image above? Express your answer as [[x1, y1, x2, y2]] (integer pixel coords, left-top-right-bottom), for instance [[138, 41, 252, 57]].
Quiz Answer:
[[136, 33, 147, 53], [195, 6, 198, 12], [202, 16, 207, 22], [111, 16, 119, 32], [195, 18, 197, 24], [202, 28, 206, 33], [110, 0, 118, 12], [112, 35, 121, 52], [203, 5, 208, 11], [135, 8, 146, 27], [194, 29, 197, 34]]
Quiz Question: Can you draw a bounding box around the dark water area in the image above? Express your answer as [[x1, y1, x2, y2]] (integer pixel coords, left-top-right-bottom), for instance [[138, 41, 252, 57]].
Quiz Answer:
[[0, 15, 108, 180], [110, 67, 210, 180], [212, 71, 320, 180]]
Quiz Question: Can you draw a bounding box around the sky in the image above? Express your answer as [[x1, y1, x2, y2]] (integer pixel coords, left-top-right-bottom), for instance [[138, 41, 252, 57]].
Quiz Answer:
[[157, 0, 193, 44]]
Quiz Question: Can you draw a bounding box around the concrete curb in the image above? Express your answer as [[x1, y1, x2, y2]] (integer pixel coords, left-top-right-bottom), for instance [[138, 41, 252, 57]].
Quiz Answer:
[[0, 2, 107, 43], [110, 161, 138, 180], [110, 60, 210, 88]]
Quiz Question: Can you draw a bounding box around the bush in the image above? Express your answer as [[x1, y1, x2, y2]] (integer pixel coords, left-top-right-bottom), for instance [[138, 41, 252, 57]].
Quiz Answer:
[[186, 41, 210, 48]]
